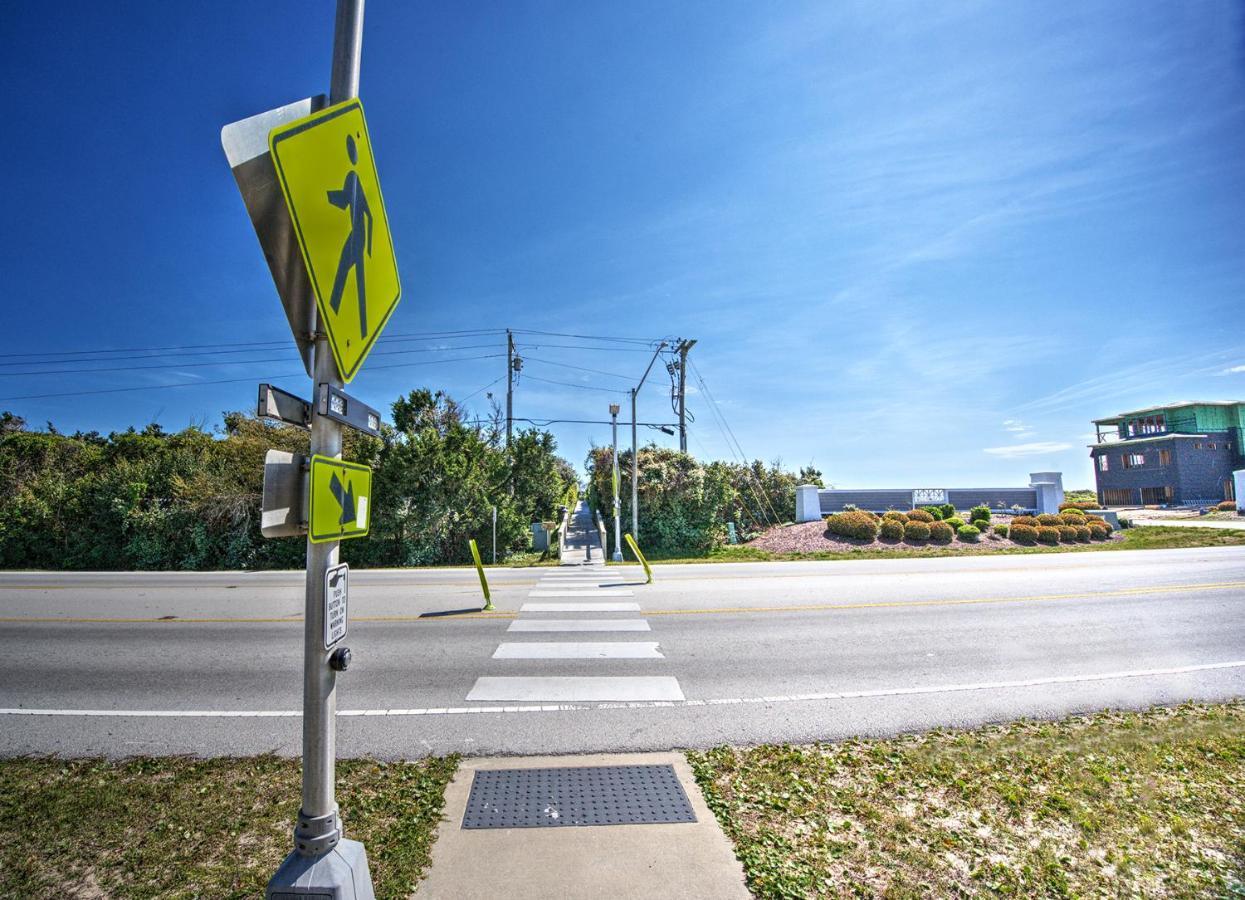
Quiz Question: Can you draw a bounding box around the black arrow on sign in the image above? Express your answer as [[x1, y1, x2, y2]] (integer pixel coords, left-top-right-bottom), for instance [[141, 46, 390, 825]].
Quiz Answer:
[[329, 472, 356, 526]]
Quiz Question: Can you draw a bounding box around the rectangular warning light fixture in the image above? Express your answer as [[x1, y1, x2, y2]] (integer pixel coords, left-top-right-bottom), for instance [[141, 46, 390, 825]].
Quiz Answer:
[[317, 384, 382, 437], [258, 383, 311, 430]]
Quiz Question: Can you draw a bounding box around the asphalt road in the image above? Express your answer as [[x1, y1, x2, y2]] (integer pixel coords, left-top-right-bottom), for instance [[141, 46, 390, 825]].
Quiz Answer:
[[1, 546, 1242, 757]]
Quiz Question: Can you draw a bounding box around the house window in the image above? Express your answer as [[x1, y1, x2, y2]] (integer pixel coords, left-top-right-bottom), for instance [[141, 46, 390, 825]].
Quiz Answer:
[[1208, 443, 1216, 450], [1194, 443, 1202, 449], [1141, 486, 1173, 505], [1158, 449, 1171, 466], [1227, 479, 1237, 502], [1122, 453, 1145, 468], [1134, 415, 1166, 435], [1103, 488, 1134, 506], [1097, 456, 1109, 472]]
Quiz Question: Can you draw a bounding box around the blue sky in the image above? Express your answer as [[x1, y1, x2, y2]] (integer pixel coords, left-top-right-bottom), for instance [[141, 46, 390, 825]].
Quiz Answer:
[[2, 0, 1243, 489]]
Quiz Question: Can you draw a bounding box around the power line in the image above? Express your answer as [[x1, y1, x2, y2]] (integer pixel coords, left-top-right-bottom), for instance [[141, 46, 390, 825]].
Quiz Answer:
[[510, 329, 660, 345], [689, 359, 784, 527], [0, 353, 503, 403], [0, 342, 503, 378], [459, 375, 505, 403], [519, 355, 636, 381], [519, 373, 629, 394], [2, 328, 506, 362]]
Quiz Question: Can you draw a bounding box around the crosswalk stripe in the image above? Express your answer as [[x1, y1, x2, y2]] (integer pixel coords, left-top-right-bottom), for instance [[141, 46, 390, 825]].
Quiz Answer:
[[492, 642, 663, 659], [520, 602, 641, 612], [467, 676, 684, 702], [507, 619, 651, 632], [528, 589, 634, 598]]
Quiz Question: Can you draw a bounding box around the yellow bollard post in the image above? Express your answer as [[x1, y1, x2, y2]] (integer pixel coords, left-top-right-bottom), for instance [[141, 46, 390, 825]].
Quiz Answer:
[[469, 538, 493, 611], [624, 533, 653, 584]]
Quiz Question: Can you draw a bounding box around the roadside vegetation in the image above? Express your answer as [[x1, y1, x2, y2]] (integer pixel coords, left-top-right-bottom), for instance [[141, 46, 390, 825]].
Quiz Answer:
[[0, 390, 576, 570], [0, 754, 457, 899], [689, 702, 1245, 898], [585, 444, 820, 557], [627, 524, 1245, 564]]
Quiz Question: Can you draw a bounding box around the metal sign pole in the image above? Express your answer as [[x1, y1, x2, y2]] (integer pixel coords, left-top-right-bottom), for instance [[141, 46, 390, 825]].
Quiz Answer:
[[268, 1, 374, 897], [610, 404, 623, 562]]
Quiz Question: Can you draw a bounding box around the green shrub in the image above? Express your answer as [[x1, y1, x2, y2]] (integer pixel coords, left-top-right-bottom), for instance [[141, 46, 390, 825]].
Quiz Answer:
[[879, 518, 904, 541], [992, 523, 1009, 537], [1011, 515, 1039, 527], [969, 505, 991, 523], [1074, 525, 1091, 542], [957, 524, 981, 542], [825, 510, 879, 541], [1088, 524, 1108, 540], [939, 503, 956, 519], [881, 510, 907, 522], [1036, 513, 1063, 527], [928, 521, 953, 543], [1090, 519, 1113, 535], [945, 516, 966, 529], [1059, 512, 1086, 525], [1010, 523, 1038, 545], [971, 519, 990, 532], [1057, 525, 1078, 543], [1217, 500, 1238, 512], [919, 506, 944, 520], [1036, 526, 1060, 545], [903, 520, 931, 541], [1059, 501, 1097, 511], [906, 509, 935, 523]]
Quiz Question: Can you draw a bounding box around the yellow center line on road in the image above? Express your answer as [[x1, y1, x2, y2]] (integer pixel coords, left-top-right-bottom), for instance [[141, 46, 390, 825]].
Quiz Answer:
[[0, 580, 1241, 625]]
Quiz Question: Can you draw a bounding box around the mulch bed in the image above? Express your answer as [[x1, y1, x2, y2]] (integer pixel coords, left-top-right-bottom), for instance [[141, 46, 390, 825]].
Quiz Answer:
[[747, 519, 1120, 554]]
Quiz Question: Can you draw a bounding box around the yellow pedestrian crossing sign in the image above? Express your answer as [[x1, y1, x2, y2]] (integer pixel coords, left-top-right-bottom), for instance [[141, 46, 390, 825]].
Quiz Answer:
[[269, 99, 400, 383], [308, 455, 373, 543]]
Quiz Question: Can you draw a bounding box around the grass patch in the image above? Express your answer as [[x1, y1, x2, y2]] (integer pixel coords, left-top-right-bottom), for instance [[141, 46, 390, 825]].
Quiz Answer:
[[0, 755, 458, 899], [688, 703, 1245, 898], [633, 526, 1245, 564]]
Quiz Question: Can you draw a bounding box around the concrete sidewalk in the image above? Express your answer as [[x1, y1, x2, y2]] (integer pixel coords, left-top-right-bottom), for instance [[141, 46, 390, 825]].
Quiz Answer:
[[414, 752, 750, 899], [560, 500, 606, 565]]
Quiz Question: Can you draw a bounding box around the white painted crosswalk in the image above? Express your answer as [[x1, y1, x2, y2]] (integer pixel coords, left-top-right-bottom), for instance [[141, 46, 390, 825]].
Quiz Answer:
[[520, 602, 641, 612], [507, 619, 651, 632], [492, 642, 663, 659], [465, 501, 682, 705]]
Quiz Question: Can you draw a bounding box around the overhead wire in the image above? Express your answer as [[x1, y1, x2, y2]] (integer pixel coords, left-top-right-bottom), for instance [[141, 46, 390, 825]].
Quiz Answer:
[[689, 359, 784, 527], [0, 353, 504, 403]]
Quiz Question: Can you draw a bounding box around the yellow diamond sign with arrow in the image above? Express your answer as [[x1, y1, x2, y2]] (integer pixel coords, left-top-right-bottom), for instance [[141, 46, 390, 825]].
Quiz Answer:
[[308, 455, 373, 543], [269, 99, 400, 383]]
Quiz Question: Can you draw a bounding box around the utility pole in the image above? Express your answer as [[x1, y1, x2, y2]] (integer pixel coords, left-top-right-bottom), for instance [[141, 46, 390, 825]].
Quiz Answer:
[[610, 403, 623, 562], [675, 338, 697, 453], [630, 341, 667, 539], [268, 1, 375, 896], [505, 329, 515, 449]]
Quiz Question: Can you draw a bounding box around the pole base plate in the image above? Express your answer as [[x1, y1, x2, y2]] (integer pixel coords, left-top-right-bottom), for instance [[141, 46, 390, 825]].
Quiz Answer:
[[267, 838, 375, 899]]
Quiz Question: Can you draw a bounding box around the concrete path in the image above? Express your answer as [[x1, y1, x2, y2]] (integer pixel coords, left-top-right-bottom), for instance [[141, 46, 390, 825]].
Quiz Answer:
[[559, 500, 604, 565], [414, 752, 749, 900]]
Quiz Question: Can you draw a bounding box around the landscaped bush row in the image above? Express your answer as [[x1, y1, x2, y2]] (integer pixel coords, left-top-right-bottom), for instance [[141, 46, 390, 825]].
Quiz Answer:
[[824, 505, 1116, 547], [1216, 500, 1238, 512]]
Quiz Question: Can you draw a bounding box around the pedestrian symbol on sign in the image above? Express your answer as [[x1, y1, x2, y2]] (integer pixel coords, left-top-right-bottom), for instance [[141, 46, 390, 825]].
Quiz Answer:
[[327, 134, 373, 339], [269, 99, 400, 382]]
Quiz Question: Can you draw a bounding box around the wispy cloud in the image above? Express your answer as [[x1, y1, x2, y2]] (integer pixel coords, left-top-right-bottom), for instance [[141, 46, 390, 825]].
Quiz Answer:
[[983, 441, 1072, 458], [1221, 364, 1245, 375], [1002, 419, 1036, 438]]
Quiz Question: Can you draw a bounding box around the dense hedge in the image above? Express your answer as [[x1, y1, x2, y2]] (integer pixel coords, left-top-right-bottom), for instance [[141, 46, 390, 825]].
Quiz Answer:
[[826, 510, 880, 541], [879, 518, 905, 541], [903, 520, 931, 541], [0, 390, 576, 570], [928, 521, 953, 543], [585, 445, 822, 556]]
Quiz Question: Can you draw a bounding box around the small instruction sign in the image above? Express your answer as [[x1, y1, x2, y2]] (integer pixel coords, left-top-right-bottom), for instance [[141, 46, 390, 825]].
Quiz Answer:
[[325, 563, 349, 649]]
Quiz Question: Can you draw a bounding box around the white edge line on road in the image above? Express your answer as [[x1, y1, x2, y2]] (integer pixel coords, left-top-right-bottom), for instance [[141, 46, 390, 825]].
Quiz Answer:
[[4, 659, 1242, 718]]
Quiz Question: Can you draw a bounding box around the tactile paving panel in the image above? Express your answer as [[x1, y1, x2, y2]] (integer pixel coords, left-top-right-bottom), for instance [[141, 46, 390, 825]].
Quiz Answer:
[[462, 764, 697, 829]]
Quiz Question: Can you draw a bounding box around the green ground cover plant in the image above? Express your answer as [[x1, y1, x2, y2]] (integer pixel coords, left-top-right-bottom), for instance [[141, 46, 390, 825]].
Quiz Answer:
[[688, 702, 1245, 898], [0, 755, 458, 899]]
